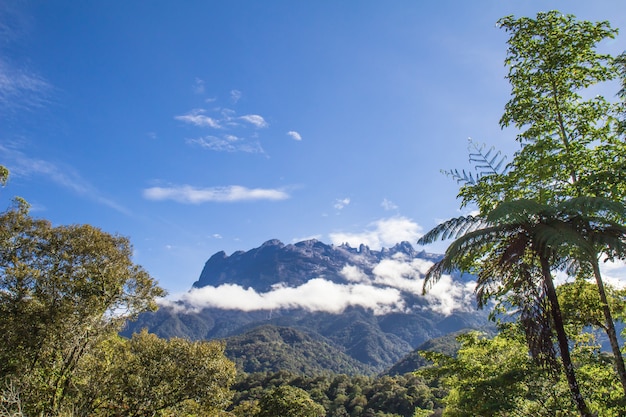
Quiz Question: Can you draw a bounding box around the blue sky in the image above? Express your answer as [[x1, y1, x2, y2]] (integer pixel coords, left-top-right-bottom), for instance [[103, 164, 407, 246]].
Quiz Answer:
[[1, 1, 625, 297]]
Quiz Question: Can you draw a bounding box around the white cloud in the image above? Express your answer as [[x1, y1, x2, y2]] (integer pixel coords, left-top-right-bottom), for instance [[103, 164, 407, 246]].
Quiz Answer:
[[329, 216, 423, 250], [143, 184, 290, 203], [287, 131, 302, 141], [230, 89, 242, 103], [186, 136, 265, 154], [423, 275, 476, 316], [171, 278, 405, 315], [174, 109, 221, 128], [599, 258, 626, 288], [239, 114, 268, 128], [371, 255, 475, 315], [334, 198, 350, 210], [381, 198, 398, 211], [193, 77, 205, 94], [340, 265, 370, 283]]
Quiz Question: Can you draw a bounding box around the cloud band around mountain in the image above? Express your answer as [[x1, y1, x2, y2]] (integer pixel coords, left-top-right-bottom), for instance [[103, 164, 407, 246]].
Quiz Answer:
[[162, 253, 477, 316]]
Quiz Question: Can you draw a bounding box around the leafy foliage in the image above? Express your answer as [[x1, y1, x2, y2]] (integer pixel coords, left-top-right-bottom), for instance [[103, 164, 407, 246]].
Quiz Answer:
[[230, 371, 441, 417], [0, 203, 166, 416], [418, 330, 626, 417], [74, 330, 236, 416], [257, 385, 326, 417], [459, 11, 623, 212]]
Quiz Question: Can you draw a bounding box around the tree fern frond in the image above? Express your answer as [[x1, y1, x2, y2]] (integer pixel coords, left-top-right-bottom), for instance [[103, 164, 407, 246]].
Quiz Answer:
[[440, 140, 509, 186], [469, 143, 509, 178], [534, 222, 595, 262], [558, 196, 626, 220], [487, 199, 548, 224], [422, 259, 453, 294], [440, 168, 478, 185], [417, 215, 486, 245]]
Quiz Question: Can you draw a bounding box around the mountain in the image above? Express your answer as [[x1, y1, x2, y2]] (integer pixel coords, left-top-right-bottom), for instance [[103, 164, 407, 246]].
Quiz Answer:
[[193, 239, 441, 291], [125, 239, 492, 373]]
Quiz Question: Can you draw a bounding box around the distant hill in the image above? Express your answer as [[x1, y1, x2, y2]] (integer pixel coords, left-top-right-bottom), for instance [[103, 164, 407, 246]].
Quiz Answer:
[[125, 239, 493, 373], [385, 331, 468, 376], [223, 325, 373, 375]]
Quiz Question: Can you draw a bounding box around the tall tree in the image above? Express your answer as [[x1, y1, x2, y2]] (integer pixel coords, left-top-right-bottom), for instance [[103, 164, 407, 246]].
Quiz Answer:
[[419, 199, 601, 416], [556, 197, 626, 394], [418, 331, 538, 417], [431, 11, 626, 410], [0, 202, 165, 416], [459, 11, 621, 212]]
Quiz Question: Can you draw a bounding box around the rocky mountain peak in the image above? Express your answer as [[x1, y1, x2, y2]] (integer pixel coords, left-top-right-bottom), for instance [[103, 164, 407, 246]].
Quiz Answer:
[[192, 238, 440, 292]]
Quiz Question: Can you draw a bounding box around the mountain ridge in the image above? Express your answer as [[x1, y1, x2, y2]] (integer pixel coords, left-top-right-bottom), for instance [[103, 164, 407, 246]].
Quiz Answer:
[[193, 238, 444, 291]]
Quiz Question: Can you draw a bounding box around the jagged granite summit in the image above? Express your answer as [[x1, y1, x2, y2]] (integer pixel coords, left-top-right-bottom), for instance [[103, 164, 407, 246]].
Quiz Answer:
[[194, 238, 442, 292]]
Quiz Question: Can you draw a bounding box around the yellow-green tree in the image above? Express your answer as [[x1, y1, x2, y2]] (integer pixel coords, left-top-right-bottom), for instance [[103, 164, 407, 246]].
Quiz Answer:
[[257, 385, 325, 417], [419, 330, 626, 417], [0, 201, 165, 416], [75, 330, 236, 417]]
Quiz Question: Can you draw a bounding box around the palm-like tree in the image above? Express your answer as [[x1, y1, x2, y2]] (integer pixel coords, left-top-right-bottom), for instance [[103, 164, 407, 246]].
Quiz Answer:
[[418, 199, 605, 417]]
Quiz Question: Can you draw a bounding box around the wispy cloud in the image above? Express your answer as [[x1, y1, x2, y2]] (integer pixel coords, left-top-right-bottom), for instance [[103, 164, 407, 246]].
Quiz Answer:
[[0, 60, 51, 111], [162, 252, 475, 316], [287, 131, 302, 141], [381, 198, 398, 211], [0, 145, 129, 214], [193, 77, 205, 94], [186, 136, 265, 154], [0, 3, 51, 113], [176, 89, 301, 155], [230, 89, 242, 104], [239, 114, 268, 128], [174, 109, 221, 128], [334, 197, 350, 210], [174, 94, 278, 154], [329, 216, 423, 250], [143, 184, 290, 203]]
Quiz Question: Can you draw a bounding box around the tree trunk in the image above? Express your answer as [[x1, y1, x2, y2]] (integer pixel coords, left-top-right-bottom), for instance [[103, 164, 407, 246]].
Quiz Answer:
[[592, 260, 626, 396], [541, 256, 593, 417]]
